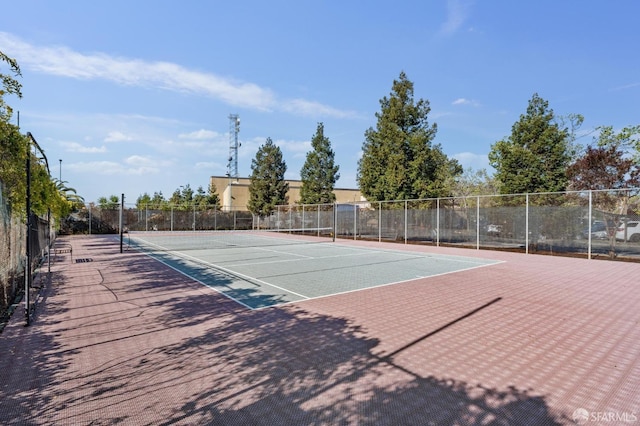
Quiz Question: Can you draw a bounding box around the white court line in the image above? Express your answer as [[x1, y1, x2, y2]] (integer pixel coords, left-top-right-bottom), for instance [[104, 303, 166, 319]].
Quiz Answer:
[[253, 257, 504, 310], [226, 242, 496, 268], [129, 236, 503, 310], [128, 236, 311, 308]]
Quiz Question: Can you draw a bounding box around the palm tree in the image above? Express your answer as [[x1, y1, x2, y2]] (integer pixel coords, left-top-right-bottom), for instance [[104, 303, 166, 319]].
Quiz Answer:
[[54, 178, 84, 206]]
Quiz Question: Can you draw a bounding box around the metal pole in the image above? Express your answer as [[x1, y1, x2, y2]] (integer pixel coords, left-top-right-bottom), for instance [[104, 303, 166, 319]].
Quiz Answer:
[[48, 208, 51, 275], [353, 203, 356, 240], [119, 194, 124, 253], [436, 198, 440, 247], [587, 190, 596, 259], [525, 193, 529, 254], [25, 149, 31, 326], [404, 200, 408, 245], [332, 203, 337, 242], [378, 202, 382, 242], [476, 196, 480, 250]]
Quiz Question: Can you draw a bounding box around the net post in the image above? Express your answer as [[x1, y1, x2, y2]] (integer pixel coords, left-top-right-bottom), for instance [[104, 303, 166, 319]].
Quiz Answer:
[[119, 193, 124, 253], [332, 202, 336, 242]]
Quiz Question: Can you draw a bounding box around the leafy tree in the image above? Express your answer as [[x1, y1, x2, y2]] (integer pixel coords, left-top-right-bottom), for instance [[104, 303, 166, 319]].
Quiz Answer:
[[357, 71, 461, 201], [489, 93, 573, 195], [0, 124, 28, 207], [169, 184, 194, 211], [0, 52, 70, 219], [1, 52, 26, 208], [193, 186, 207, 207], [594, 125, 640, 163], [299, 123, 340, 204], [136, 192, 152, 209], [452, 168, 499, 198], [1, 50, 22, 121], [568, 126, 640, 218], [567, 144, 639, 192], [207, 182, 221, 209], [151, 191, 166, 207], [97, 195, 120, 209], [54, 179, 84, 204], [248, 137, 288, 216]]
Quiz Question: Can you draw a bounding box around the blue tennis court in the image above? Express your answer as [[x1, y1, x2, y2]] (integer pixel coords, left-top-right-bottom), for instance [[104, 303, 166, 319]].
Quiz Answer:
[[128, 231, 502, 309]]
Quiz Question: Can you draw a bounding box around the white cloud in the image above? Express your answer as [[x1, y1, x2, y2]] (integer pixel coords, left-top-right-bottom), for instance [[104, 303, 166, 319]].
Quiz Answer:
[[452, 98, 480, 107], [68, 160, 157, 175], [0, 32, 355, 117], [274, 138, 311, 157], [124, 155, 172, 168], [61, 141, 107, 153], [178, 129, 220, 140], [439, 0, 473, 36], [104, 131, 134, 142], [281, 98, 360, 119]]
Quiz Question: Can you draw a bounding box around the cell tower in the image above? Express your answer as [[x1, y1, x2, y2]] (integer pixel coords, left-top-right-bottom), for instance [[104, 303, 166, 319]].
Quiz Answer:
[[227, 114, 240, 180]]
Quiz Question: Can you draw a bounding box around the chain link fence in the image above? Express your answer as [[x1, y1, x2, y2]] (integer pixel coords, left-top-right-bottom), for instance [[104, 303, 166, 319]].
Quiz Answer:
[[75, 188, 640, 261], [0, 183, 52, 329], [327, 189, 640, 260]]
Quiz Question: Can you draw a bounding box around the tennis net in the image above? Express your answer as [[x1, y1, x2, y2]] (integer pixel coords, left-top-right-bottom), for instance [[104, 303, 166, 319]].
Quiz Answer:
[[126, 227, 334, 253]]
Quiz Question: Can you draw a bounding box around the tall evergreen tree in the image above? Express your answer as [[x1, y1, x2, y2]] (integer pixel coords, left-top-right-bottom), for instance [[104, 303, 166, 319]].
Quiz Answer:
[[248, 137, 289, 216], [206, 182, 222, 209], [357, 71, 461, 201], [489, 93, 572, 195], [299, 123, 340, 204]]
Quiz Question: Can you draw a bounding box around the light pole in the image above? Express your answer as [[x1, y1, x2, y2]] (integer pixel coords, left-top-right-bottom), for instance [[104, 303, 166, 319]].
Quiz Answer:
[[59, 159, 62, 181]]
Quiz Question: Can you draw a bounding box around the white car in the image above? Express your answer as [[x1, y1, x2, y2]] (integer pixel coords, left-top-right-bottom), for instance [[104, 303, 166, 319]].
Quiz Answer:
[[615, 221, 640, 242]]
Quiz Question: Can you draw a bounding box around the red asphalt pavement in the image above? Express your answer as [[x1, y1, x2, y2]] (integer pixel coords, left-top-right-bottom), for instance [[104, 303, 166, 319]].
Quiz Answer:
[[1, 234, 638, 425]]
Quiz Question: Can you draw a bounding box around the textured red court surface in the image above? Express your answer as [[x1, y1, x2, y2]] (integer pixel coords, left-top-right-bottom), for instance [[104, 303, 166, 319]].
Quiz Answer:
[[1, 235, 638, 425]]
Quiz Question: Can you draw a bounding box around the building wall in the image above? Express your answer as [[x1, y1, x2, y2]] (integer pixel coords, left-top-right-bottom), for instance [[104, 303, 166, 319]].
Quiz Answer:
[[210, 176, 364, 211]]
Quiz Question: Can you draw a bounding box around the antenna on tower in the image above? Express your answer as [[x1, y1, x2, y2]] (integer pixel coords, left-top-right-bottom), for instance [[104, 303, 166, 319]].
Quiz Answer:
[[227, 114, 240, 181]]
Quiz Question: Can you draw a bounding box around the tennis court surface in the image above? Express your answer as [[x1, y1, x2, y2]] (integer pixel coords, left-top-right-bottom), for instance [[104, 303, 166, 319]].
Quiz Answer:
[[1, 233, 639, 425], [127, 230, 502, 309]]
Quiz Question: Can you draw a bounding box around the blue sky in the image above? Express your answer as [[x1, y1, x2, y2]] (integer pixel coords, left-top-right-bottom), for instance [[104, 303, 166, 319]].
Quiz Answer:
[[1, 1, 639, 204]]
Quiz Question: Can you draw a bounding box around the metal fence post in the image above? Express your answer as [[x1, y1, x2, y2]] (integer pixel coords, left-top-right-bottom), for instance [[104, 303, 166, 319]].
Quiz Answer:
[[378, 202, 382, 242], [525, 193, 529, 254], [476, 196, 480, 250], [587, 190, 596, 259], [436, 198, 440, 247], [353, 203, 357, 240], [404, 200, 408, 245]]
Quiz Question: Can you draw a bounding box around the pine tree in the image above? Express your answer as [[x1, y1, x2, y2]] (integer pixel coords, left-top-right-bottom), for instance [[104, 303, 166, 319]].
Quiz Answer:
[[207, 182, 221, 209], [357, 71, 461, 201], [248, 137, 289, 216], [299, 123, 340, 204], [489, 93, 572, 195]]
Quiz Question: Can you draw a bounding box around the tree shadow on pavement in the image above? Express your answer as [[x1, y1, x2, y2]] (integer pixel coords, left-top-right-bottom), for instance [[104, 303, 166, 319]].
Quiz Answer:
[[0, 235, 570, 425], [147, 300, 568, 425]]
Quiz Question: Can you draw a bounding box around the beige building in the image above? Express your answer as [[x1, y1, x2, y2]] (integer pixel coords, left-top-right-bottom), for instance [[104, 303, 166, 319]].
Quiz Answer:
[[210, 176, 365, 211]]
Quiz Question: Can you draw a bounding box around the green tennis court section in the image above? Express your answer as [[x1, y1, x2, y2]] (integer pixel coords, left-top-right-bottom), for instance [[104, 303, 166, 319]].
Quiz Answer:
[[127, 230, 502, 309]]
